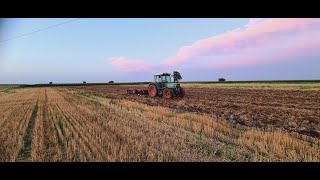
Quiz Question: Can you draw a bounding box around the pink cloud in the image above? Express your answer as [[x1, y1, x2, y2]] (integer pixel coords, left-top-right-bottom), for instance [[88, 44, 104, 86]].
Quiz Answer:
[[110, 57, 152, 72], [164, 18, 320, 67], [204, 31, 320, 69], [109, 18, 320, 72]]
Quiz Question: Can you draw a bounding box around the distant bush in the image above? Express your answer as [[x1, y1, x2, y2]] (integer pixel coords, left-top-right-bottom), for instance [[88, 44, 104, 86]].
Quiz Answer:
[[108, 81, 114, 83], [49, 82, 53, 84], [218, 78, 226, 82], [83, 81, 86, 84]]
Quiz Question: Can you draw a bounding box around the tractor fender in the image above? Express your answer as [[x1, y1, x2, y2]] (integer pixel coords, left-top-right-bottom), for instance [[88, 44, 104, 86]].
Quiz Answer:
[[148, 82, 156, 87], [148, 82, 161, 90]]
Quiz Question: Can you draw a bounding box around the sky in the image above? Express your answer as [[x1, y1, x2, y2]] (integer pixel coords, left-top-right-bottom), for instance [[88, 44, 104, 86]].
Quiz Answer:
[[0, 18, 320, 84]]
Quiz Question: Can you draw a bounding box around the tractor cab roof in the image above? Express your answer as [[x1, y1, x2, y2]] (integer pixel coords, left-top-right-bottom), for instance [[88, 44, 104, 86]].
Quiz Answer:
[[154, 73, 171, 76]]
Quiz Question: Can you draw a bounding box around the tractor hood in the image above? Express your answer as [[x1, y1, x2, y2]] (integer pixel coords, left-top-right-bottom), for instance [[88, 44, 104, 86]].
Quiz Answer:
[[166, 83, 180, 88]]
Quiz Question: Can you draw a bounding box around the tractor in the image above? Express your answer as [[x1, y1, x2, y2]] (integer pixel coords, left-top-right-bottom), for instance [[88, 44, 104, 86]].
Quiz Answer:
[[148, 72, 185, 98]]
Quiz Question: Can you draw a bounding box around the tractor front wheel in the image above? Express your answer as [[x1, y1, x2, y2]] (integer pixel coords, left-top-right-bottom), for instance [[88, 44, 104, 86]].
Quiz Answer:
[[163, 88, 173, 99], [148, 84, 157, 97]]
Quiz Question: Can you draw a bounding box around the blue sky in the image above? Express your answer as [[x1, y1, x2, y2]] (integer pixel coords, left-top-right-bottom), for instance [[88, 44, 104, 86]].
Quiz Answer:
[[1, 18, 320, 84]]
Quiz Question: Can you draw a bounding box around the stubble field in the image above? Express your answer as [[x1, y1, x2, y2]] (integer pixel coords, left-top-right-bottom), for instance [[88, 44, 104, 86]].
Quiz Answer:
[[0, 85, 319, 162]]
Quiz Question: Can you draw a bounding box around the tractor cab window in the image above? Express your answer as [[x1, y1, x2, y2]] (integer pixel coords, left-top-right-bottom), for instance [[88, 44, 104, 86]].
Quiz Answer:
[[162, 75, 171, 83], [155, 75, 162, 82]]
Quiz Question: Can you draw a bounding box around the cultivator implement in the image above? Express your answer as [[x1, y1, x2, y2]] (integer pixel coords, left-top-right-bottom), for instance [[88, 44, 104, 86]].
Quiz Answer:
[[126, 87, 149, 95]]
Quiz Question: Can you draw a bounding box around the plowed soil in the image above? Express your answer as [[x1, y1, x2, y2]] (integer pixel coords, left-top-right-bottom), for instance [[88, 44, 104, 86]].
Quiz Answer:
[[67, 86, 320, 137]]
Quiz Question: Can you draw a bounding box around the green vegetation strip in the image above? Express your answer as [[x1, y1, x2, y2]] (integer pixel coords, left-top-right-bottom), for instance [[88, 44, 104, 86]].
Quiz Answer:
[[17, 80, 320, 88], [180, 80, 320, 84], [19, 82, 150, 88], [16, 102, 39, 162], [0, 86, 19, 94]]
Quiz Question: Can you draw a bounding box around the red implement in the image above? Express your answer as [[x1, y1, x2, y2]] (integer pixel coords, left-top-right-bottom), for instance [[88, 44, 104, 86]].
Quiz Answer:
[[126, 87, 148, 95]]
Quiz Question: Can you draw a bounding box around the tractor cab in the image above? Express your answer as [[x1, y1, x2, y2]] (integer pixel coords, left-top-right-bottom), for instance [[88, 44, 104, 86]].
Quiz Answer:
[[154, 73, 172, 88]]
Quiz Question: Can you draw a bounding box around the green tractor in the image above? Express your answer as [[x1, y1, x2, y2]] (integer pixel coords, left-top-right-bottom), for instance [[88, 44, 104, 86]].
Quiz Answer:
[[148, 72, 185, 98]]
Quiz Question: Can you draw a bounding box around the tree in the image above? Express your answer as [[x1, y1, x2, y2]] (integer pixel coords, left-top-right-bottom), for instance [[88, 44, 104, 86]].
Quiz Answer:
[[173, 71, 182, 82], [49, 82, 53, 84], [218, 78, 226, 82], [83, 81, 86, 84], [108, 81, 114, 83]]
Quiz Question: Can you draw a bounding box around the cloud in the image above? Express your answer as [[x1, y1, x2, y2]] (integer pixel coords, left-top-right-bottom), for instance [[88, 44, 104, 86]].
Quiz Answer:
[[109, 57, 152, 72], [164, 18, 320, 67], [109, 18, 320, 72]]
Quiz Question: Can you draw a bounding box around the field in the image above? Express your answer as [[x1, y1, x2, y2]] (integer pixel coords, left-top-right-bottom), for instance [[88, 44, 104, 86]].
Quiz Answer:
[[0, 84, 319, 162], [68, 85, 320, 137]]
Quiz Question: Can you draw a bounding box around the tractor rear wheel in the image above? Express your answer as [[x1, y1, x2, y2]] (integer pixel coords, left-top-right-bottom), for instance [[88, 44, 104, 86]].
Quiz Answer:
[[148, 84, 157, 97], [163, 88, 173, 98]]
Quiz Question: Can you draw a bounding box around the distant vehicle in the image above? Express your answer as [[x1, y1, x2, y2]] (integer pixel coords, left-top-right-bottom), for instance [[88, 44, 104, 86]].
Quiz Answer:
[[219, 78, 226, 82]]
